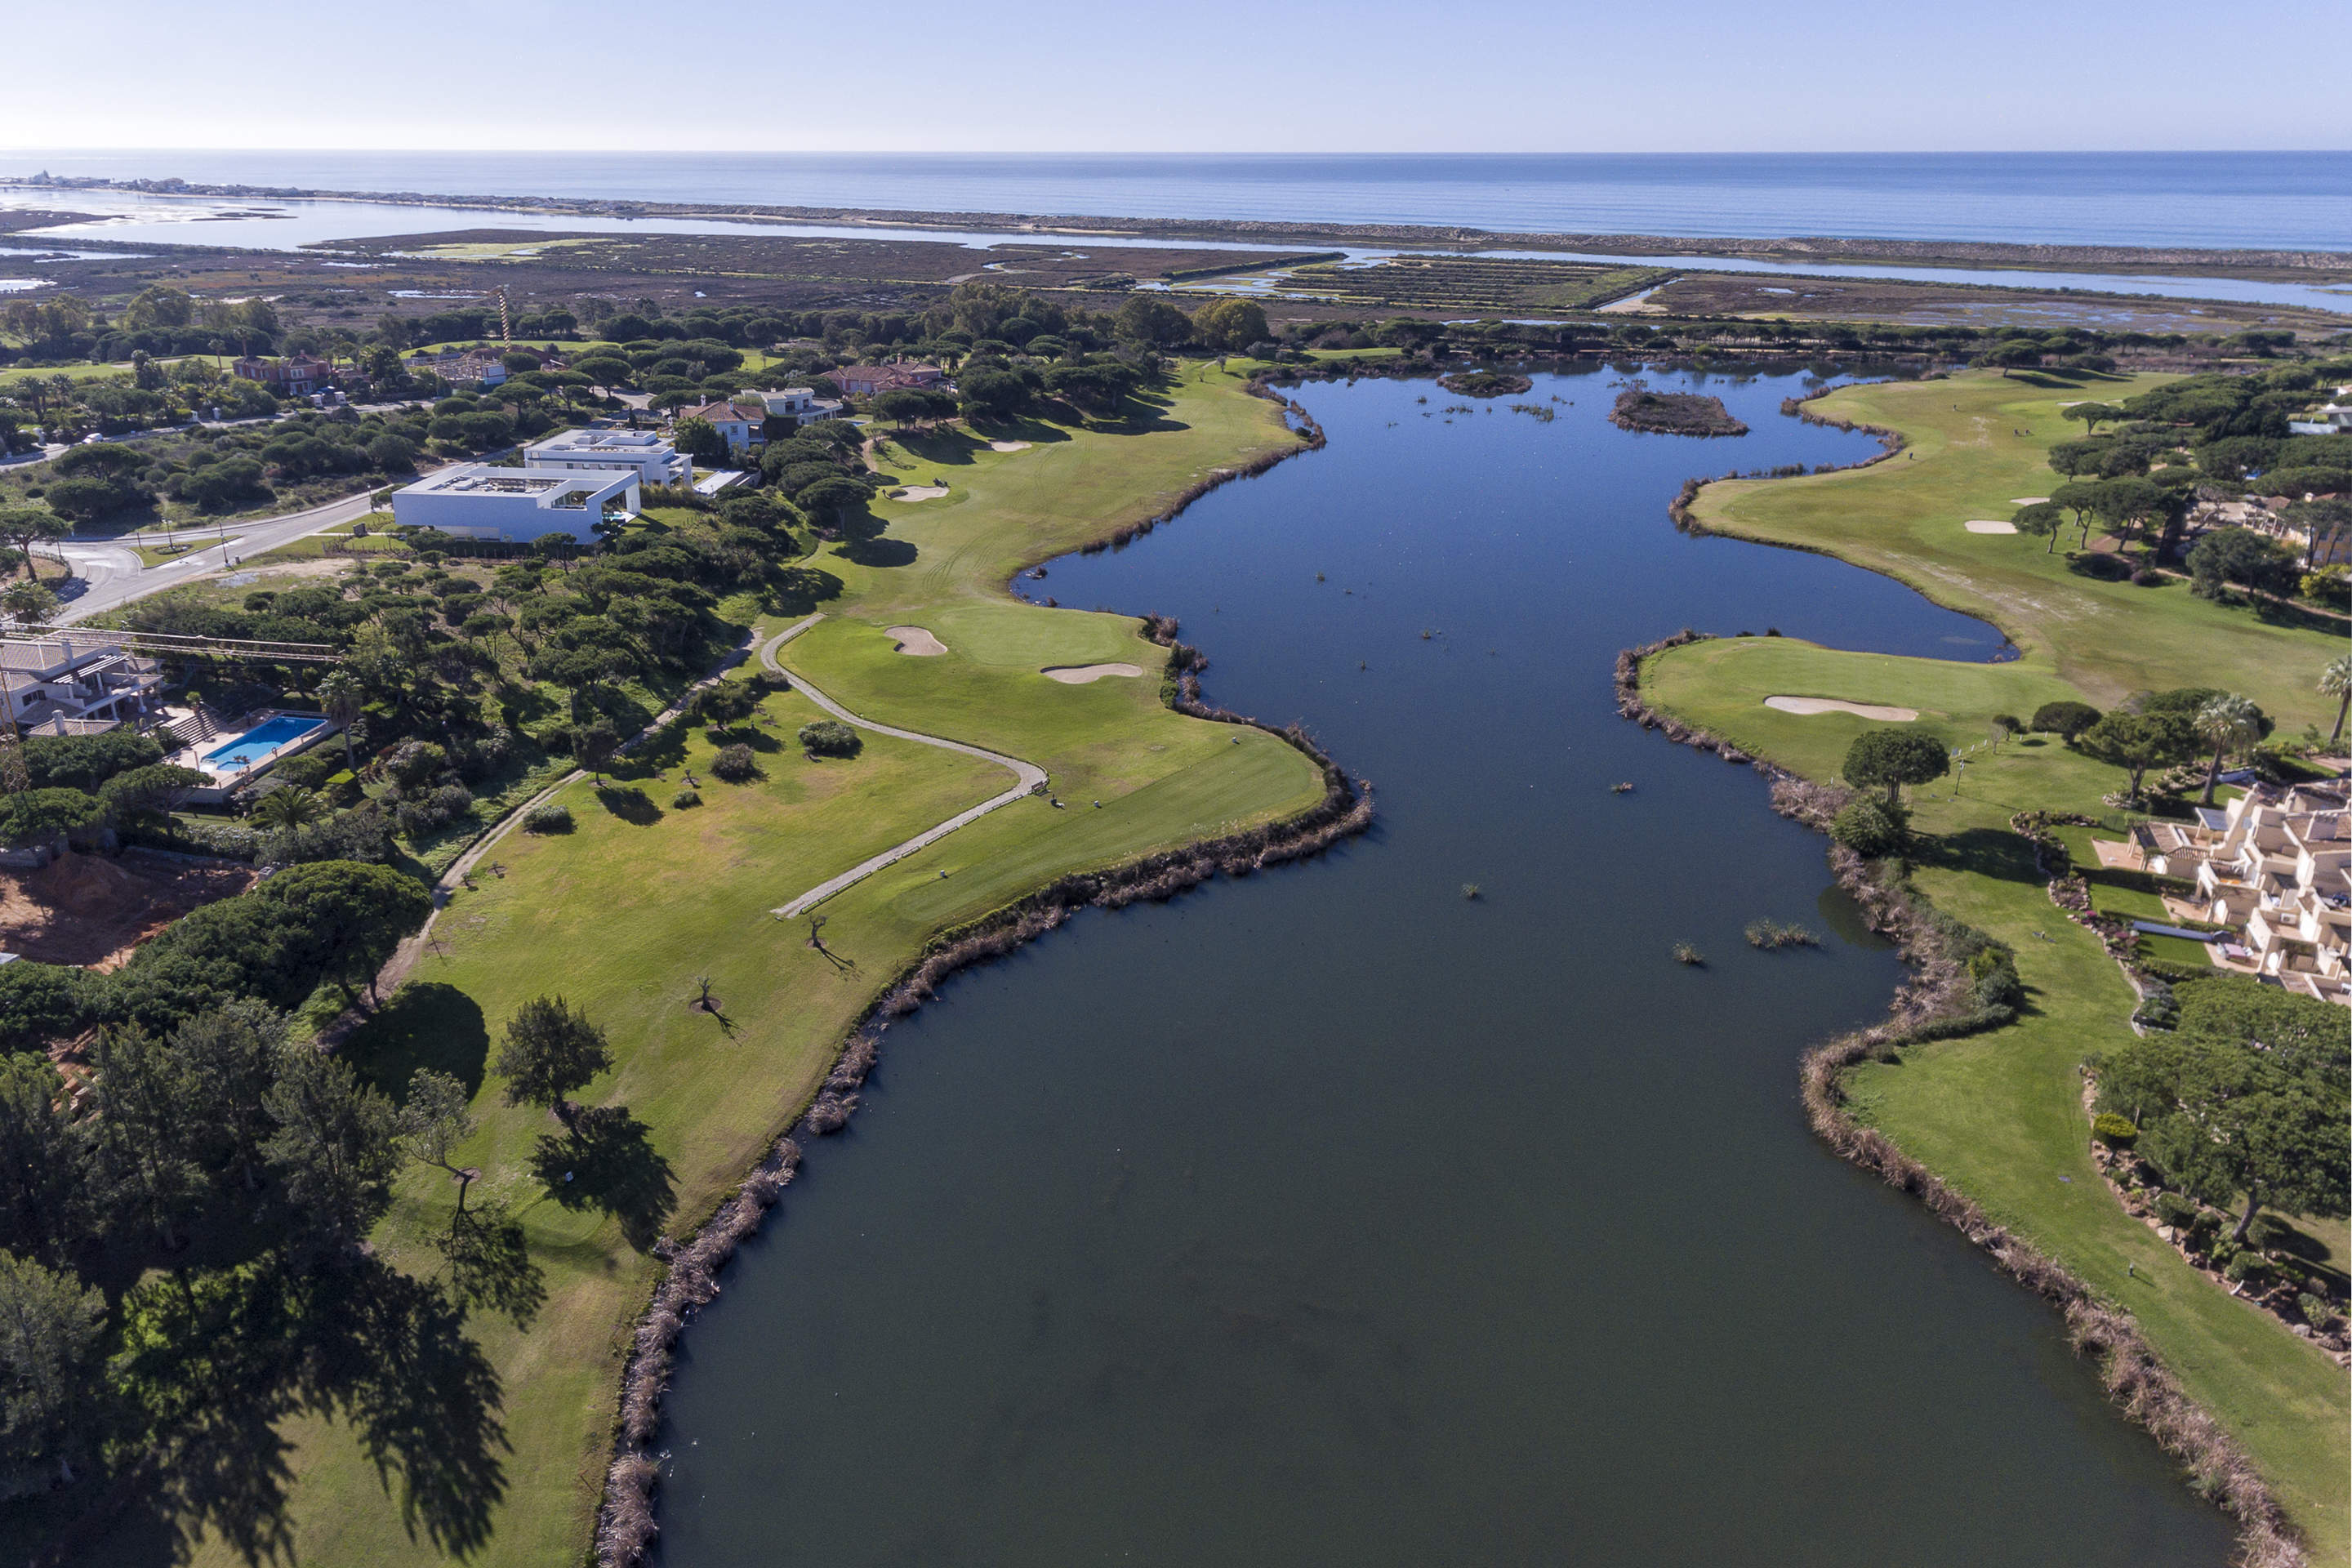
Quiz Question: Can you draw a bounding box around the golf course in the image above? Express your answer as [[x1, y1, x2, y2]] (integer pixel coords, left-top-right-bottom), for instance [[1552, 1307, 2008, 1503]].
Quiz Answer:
[[200, 363, 1334, 1566], [1643, 369, 2349, 1560]]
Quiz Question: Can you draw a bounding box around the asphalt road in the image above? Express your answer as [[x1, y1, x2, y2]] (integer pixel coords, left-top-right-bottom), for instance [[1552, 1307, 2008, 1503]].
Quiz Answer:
[[48, 487, 379, 624]]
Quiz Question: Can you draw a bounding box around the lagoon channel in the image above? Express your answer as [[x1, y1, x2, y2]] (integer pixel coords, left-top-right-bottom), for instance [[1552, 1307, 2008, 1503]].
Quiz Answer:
[[648, 367, 2235, 1567]]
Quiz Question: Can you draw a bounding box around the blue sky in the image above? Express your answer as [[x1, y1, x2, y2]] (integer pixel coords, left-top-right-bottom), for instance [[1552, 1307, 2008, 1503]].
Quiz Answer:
[[3, 0, 2343, 153]]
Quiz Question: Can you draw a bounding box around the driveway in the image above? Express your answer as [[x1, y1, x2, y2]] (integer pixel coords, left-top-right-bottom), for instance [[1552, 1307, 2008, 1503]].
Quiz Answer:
[[49, 487, 381, 623]]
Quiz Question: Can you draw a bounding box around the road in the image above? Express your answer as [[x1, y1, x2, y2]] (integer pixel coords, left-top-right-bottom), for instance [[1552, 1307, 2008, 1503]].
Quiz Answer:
[[759, 613, 1047, 919], [47, 487, 379, 623]]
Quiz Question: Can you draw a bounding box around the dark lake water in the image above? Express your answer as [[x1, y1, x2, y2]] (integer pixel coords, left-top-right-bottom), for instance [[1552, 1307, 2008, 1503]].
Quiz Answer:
[[648, 368, 2234, 1566]]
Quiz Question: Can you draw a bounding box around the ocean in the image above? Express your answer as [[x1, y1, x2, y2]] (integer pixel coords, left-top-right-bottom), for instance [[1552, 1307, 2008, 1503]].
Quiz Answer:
[[3, 150, 2347, 251]]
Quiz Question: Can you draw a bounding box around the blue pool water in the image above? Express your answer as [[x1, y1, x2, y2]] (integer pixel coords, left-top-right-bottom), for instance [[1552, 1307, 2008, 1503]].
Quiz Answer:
[[203, 715, 324, 769]]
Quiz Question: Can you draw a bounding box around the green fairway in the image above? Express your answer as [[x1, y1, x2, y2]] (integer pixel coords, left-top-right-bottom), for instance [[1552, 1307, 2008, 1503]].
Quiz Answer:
[[190, 363, 1329, 1567], [1689, 371, 2342, 728], [1642, 635, 2350, 1560]]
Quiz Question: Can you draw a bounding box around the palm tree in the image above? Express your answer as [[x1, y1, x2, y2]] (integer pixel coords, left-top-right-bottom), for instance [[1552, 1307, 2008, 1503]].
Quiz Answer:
[[254, 786, 323, 831], [2323, 653, 2352, 746], [318, 670, 363, 771], [2193, 693, 2263, 805]]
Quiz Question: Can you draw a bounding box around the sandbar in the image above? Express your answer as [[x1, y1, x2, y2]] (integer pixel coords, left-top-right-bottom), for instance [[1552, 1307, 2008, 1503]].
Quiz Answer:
[[1041, 662, 1144, 684], [886, 626, 947, 656], [1765, 695, 1918, 721]]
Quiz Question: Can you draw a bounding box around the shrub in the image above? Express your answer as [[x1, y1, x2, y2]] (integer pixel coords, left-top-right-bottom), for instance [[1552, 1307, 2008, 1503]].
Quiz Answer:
[[2066, 550, 2133, 581], [2300, 1294, 2339, 1330], [2091, 1112, 2139, 1148], [2152, 1192, 2198, 1228], [1829, 797, 1909, 858], [2131, 978, 2179, 1030], [2222, 1252, 2270, 1286], [1670, 942, 1704, 966], [523, 804, 573, 834], [797, 720, 861, 759], [2185, 1209, 2224, 1248], [710, 743, 760, 782], [1989, 714, 2025, 737], [671, 789, 702, 808], [2245, 1214, 2295, 1251]]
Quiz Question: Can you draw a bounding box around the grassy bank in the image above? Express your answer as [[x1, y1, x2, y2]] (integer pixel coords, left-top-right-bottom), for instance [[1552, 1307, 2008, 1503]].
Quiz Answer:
[[1642, 645, 2350, 1554], [1686, 370, 2341, 726], [172, 363, 1329, 1566]]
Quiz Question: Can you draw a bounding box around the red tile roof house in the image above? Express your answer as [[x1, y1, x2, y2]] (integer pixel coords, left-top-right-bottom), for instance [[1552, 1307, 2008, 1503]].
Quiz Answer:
[[675, 399, 769, 453], [832, 363, 947, 399], [231, 352, 332, 395]]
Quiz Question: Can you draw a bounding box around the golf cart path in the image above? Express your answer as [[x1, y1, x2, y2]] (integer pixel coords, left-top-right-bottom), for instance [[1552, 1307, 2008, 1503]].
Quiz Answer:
[[761, 613, 1047, 919]]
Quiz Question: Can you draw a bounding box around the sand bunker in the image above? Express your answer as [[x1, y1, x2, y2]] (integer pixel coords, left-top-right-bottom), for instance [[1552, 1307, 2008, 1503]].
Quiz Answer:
[[2010, 497, 2049, 506], [1766, 696, 1919, 722], [1041, 662, 1144, 684], [989, 440, 1031, 452], [886, 626, 947, 656], [1965, 519, 2017, 533], [894, 485, 948, 501]]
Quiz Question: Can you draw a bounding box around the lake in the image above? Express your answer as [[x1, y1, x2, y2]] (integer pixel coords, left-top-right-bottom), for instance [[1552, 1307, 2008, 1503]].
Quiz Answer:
[[647, 367, 2234, 1566]]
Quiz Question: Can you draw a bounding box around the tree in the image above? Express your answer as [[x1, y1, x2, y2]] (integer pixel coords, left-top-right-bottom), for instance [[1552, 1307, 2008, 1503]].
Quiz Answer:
[[1113, 295, 1194, 350], [2187, 527, 2296, 599], [1192, 297, 1271, 354], [2011, 501, 2065, 553], [2077, 710, 2198, 799], [872, 387, 959, 428], [0, 1055, 87, 1262], [2029, 700, 2103, 741], [575, 720, 619, 784], [88, 1028, 208, 1252], [254, 785, 325, 831], [262, 1041, 402, 1252], [2062, 402, 2123, 435], [1841, 729, 1950, 808], [671, 416, 728, 465], [97, 763, 210, 831], [2191, 693, 2263, 804], [0, 509, 69, 582], [171, 1001, 286, 1196], [0, 1250, 108, 1485], [400, 1068, 479, 1215], [253, 860, 432, 1006], [318, 670, 364, 772], [689, 681, 757, 737], [495, 996, 611, 1126], [2098, 978, 2347, 1244], [794, 476, 869, 534], [0, 580, 57, 624], [2321, 653, 2352, 746]]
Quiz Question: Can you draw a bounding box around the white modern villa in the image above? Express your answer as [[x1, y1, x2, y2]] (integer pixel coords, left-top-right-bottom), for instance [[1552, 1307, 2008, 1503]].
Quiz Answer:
[[760, 388, 846, 422], [390, 463, 639, 542], [523, 427, 693, 486], [0, 635, 165, 737]]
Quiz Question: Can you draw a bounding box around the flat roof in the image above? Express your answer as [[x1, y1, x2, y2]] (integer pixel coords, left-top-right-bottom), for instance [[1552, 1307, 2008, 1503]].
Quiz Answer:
[[399, 464, 636, 499], [531, 429, 669, 450]]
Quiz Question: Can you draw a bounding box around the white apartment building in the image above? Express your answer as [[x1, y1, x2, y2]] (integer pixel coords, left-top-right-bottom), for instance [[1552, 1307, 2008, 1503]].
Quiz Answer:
[[2180, 782, 2351, 1004], [390, 463, 639, 543], [524, 428, 693, 487]]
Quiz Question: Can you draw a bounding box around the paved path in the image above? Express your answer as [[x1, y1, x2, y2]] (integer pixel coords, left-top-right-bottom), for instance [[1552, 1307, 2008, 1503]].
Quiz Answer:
[[760, 613, 1047, 919]]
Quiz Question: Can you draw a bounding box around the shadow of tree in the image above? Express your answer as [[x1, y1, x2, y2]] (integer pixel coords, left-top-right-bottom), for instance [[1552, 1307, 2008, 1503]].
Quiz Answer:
[[595, 785, 662, 826], [1923, 826, 2044, 884], [768, 564, 843, 616], [530, 1106, 675, 1252], [341, 982, 491, 1101], [835, 537, 918, 568]]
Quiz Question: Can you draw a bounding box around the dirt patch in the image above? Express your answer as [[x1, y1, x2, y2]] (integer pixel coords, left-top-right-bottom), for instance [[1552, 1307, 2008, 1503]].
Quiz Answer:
[[886, 626, 947, 656], [1964, 519, 2018, 533], [1040, 662, 1144, 684], [1764, 695, 1919, 722], [0, 851, 256, 969]]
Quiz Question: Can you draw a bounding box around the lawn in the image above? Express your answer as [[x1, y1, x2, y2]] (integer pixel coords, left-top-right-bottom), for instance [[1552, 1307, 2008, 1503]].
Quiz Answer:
[[1642, 635, 2350, 1562], [1687, 370, 2343, 728], [179, 361, 1329, 1567]]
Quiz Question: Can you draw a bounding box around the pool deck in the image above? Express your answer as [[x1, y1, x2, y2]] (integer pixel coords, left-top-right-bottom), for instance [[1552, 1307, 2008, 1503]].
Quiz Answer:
[[160, 709, 338, 796]]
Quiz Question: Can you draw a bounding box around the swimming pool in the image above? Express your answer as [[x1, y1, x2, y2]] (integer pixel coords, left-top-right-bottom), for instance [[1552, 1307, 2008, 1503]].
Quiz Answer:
[[202, 715, 328, 771]]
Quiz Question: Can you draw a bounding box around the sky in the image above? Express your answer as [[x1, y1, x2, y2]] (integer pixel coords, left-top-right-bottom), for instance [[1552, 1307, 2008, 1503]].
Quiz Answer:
[[2, 0, 2345, 154]]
